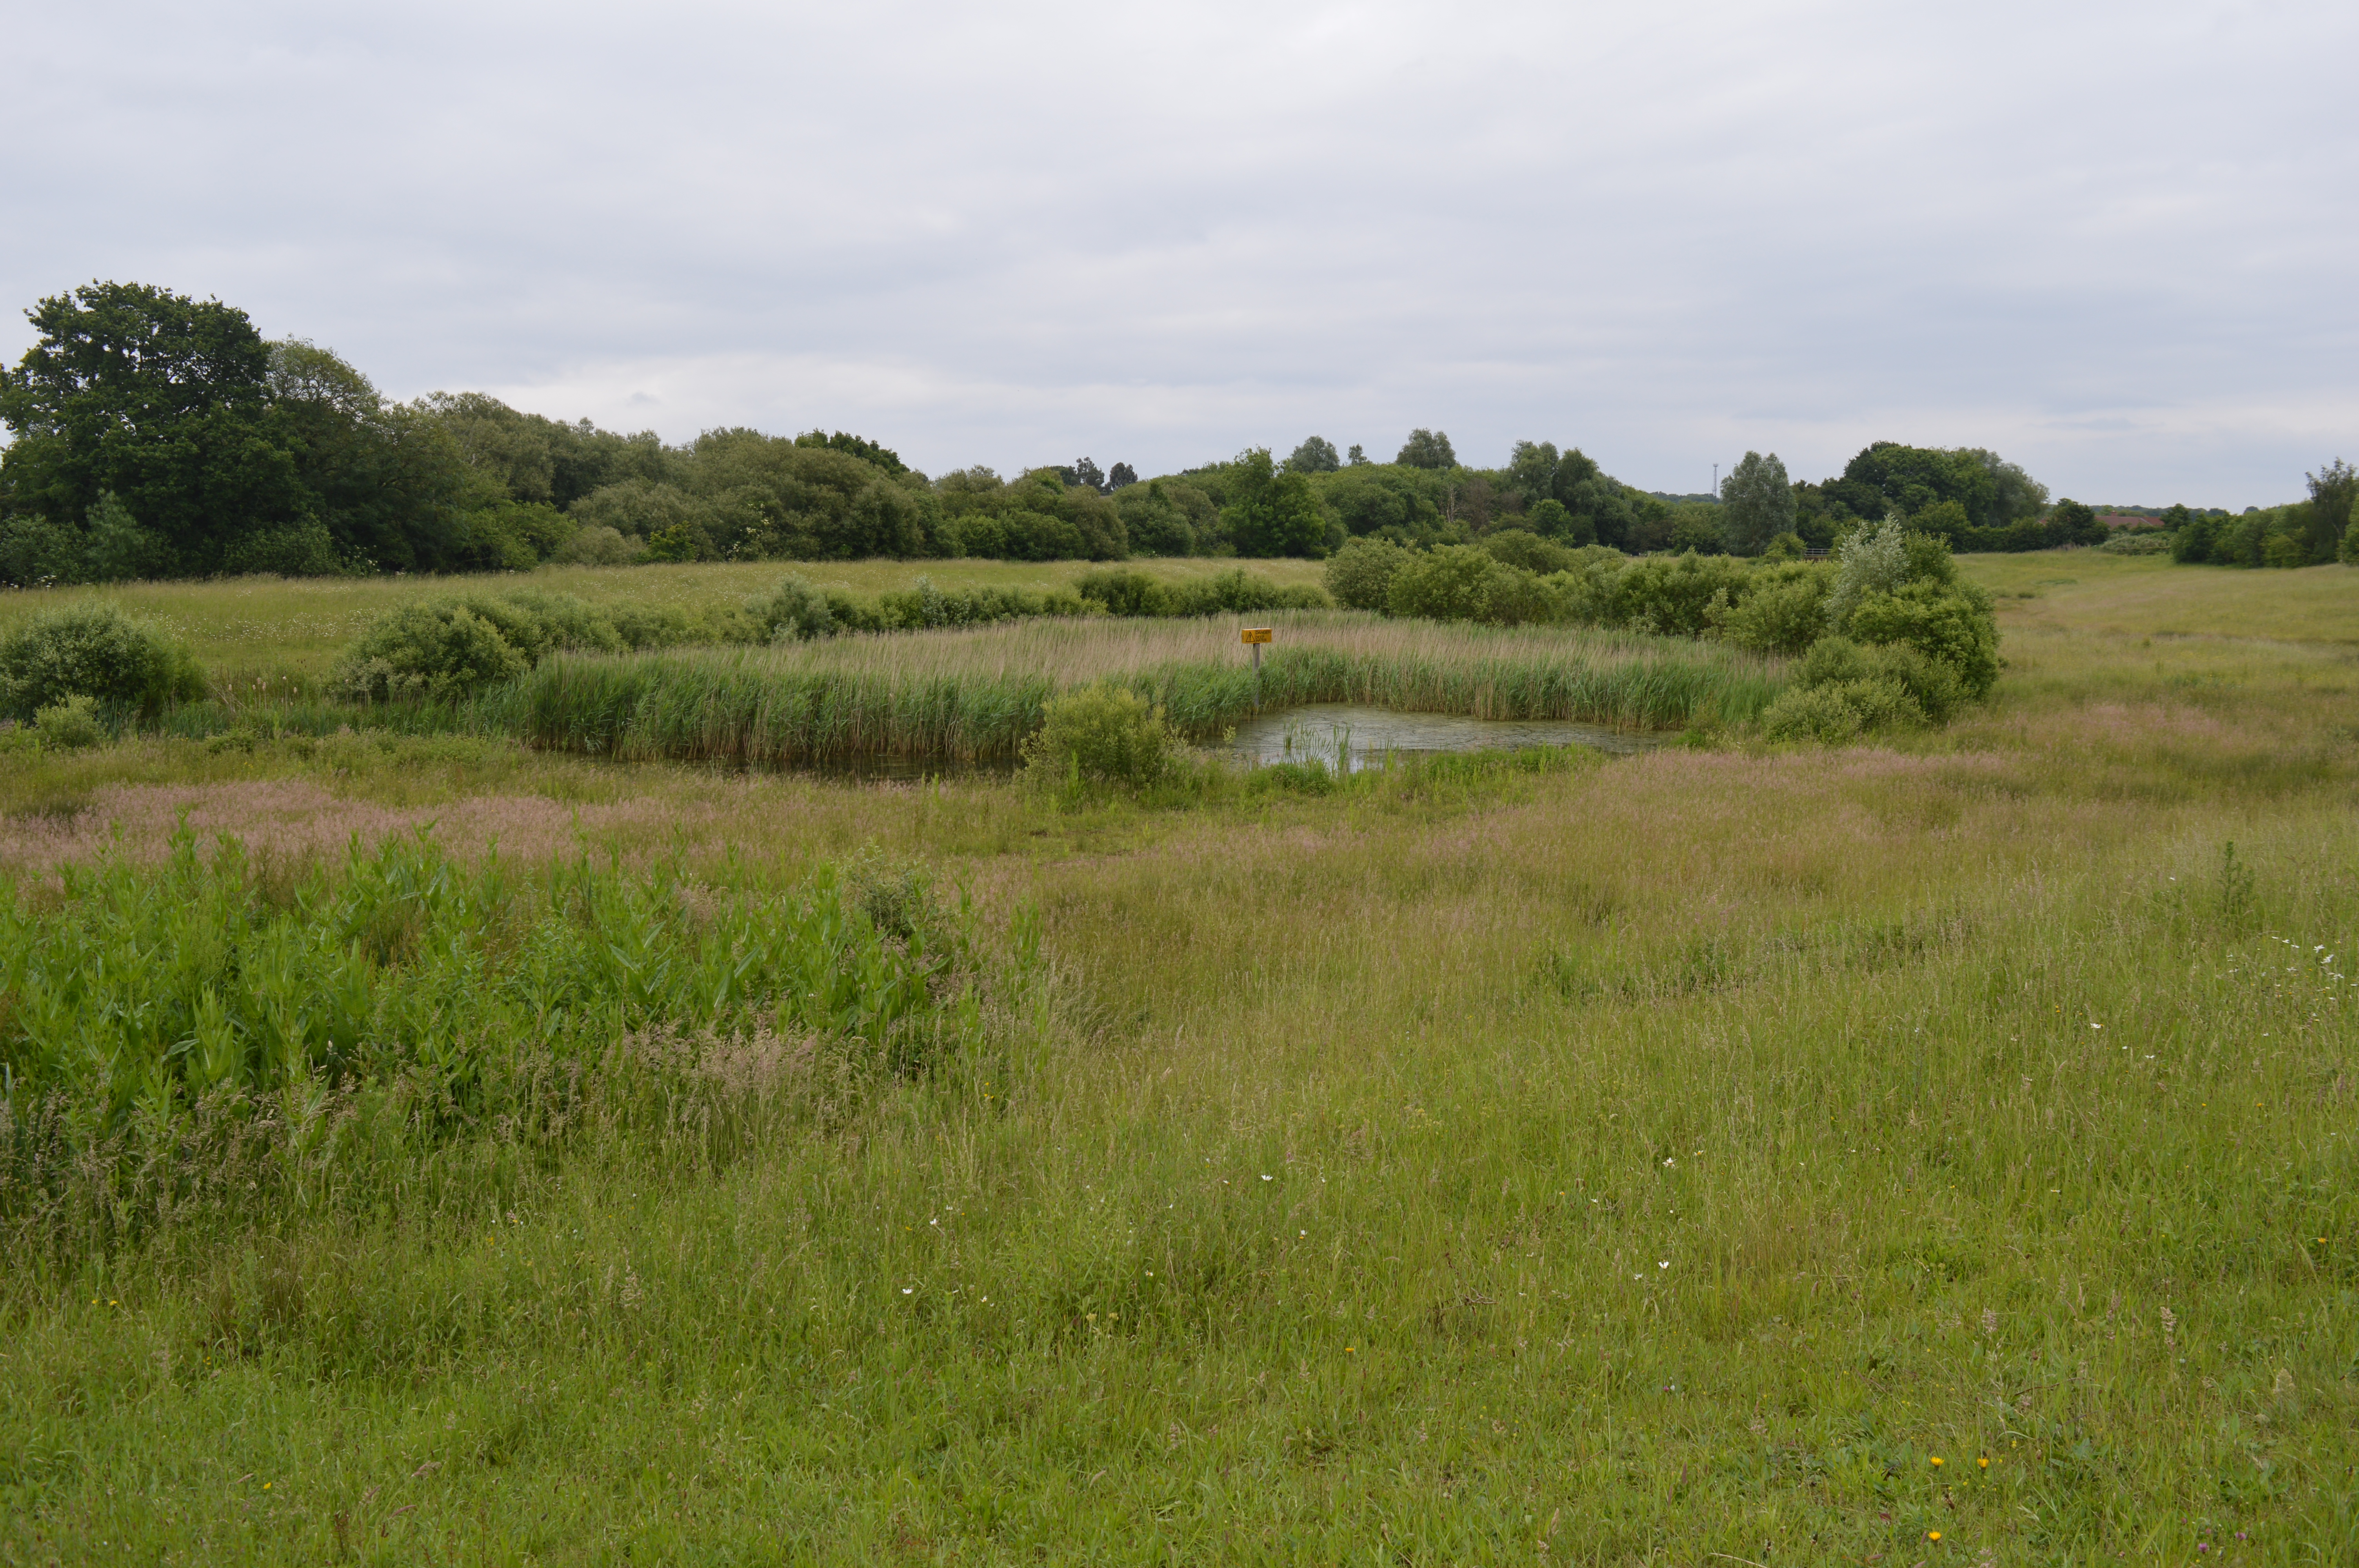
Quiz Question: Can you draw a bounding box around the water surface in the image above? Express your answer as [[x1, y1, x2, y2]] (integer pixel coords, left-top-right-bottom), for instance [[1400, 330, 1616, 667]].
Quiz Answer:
[[1228, 703, 1659, 771]]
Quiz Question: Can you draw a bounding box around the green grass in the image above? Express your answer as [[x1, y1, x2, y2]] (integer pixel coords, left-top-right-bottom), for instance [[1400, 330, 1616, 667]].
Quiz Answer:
[[0, 558, 1331, 697], [1, 552, 2356, 1563], [493, 611, 1784, 765]]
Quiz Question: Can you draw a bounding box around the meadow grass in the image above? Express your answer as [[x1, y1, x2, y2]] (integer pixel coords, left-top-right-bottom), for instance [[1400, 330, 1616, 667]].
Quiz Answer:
[[0, 557, 1329, 697], [0, 552, 2355, 1563], [494, 610, 1785, 764]]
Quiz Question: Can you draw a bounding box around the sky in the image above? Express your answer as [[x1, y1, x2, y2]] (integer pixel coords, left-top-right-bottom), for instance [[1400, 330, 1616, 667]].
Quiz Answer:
[[3, 0, 2354, 508]]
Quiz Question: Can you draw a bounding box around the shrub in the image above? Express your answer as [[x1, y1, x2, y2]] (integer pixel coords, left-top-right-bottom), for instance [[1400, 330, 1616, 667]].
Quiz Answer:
[[0, 601, 207, 721], [549, 524, 643, 566], [1481, 530, 1580, 576], [33, 693, 108, 749], [1074, 568, 1171, 617], [1708, 563, 1832, 655], [1323, 537, 1408, 612], [1163, 570, 1329, 617], [753, 575, 838, 642], [333, 601, 532, 702], [1023, 682, 1172, 791], [1759, 684, 1865, 744], [1825, 519, 1913, 626], [609, 604, 697, 650], [1606, 552, 1753, 636], [1846, 581, 1999, 699], [1797, 635, 1962, 724], [2101, 531, 2174, 555], [1387, 546, 1560, 625]]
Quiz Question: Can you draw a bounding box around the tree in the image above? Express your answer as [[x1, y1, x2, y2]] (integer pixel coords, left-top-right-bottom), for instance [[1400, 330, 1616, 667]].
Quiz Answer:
[[1718, 451, 1795, 555], [1070, 457, 1107, 494], [1346, 444, 1370, 466], [0, 281, 304, 577], [2305, 458, 2354, 563], [2046, 499, 2099, 547], [1506, 441, 1559, 504], [1961, 448, 2049, 526], [1107, 461, 1138, 490], [1221, 448, 1328, 557], [1396, 429, 1457, 469], [1286, 436, 1340, 474]]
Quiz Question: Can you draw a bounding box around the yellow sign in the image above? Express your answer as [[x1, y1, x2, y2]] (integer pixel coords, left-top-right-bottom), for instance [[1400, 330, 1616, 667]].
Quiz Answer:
[[1240, 628, 1272, 644]]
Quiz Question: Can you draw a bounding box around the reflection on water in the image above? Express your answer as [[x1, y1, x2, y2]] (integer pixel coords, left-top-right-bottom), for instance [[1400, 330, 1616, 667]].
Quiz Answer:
[[735, 704, 1659, 782], [1229, 703, 1659, 771]]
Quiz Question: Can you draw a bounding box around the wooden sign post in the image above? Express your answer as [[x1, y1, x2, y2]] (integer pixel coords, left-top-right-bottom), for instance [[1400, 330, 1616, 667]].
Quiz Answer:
[[1241, 627, 1271, 706]]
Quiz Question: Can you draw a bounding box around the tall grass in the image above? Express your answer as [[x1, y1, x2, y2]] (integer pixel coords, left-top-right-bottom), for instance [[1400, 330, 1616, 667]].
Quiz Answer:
[[491, 610, 1785, 764], [0, 827, 1010, 1263]]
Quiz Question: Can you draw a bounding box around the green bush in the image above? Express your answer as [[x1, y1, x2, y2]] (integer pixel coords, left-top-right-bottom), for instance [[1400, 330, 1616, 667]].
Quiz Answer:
[[333, 601, 532, 702], [1481, 530, 1581, 576], [1162, 569, 1329, 617], [1605, 552, 1753, 636], [1707, 563, 1832, 655], [1845, 581, 1999, 699], [1797, 635, 1961, 725], [1023, 682, 1172, 790], [1759, 683, 1866, 744], [0, 601, 207, 721], [1387, 546, 1560, 625], [33, 693, 108, 749], [1073, 568, 1171, 617], [1323, 537, 1408, 611], [753, 575, 837, 642]]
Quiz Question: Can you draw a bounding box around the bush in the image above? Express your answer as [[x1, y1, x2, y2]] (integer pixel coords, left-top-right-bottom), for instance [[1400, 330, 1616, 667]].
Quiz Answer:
[[1798, 636, 1963, 725], [2101, 531, 2174, 555], [33, 693, 108, 749], [1387, 546, 1561, 625], [1759, 684, 1865, 744], [1707, 563, 1832, 655], [1023, 682, 1172, 790], [1481, 530, 1581, 576], [0, 601, 207, 721], [332, 601, 533, 702], [1073, 568, 1170, 617], [1845, 581, 1999, 699], [1162, 570, 1329, 617], [549, 524, 643, 566], [875, 578, 1090, 630], [1606, 552, 1753, 636], [1321, 537, 1405, 611], [753, 575, 837, 642]]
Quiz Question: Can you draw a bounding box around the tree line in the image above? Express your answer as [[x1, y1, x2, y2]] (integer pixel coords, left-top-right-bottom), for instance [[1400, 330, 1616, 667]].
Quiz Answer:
[[7, 281, 2328, 586]]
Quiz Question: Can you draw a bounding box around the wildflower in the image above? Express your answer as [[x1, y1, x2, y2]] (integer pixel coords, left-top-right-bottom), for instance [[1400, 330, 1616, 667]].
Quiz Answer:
[[1977, 1456, 1989, 1469], [1926, 1530, 1939, 1541], [1930, 1455, 1944, 1467], [1658, 1260, 1670, 1269], [901, 1287, 913, 1295]]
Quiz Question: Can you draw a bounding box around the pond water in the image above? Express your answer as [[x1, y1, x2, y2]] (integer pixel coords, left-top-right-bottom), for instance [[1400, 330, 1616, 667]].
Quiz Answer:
[[1227, 703, 1660, 771], [764, 704, 1660, 783]]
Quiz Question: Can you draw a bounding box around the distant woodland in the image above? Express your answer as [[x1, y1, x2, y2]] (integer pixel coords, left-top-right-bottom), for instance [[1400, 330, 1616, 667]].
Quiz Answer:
[[1, 282, 2344, 585]]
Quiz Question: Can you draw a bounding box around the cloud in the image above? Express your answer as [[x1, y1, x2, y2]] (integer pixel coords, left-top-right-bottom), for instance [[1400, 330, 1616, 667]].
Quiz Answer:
[[3, 0, 2353, 505]]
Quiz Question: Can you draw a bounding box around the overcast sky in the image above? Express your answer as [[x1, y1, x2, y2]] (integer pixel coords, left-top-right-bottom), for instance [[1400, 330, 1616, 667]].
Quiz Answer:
[[4, 0, 2354, 506]]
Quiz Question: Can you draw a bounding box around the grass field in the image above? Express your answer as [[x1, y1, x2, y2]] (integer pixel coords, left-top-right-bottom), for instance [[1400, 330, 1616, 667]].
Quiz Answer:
[[1, 552, 2355, 1564], [0, 557, 1331, 697]]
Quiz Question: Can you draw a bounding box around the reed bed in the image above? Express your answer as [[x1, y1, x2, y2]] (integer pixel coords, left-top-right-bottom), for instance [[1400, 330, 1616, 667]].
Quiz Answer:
[[489, 610, 1786, 763]]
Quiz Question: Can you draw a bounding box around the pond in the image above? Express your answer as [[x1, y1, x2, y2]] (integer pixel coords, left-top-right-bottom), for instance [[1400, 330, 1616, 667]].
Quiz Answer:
[[1228, 703, 1661, 771]]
